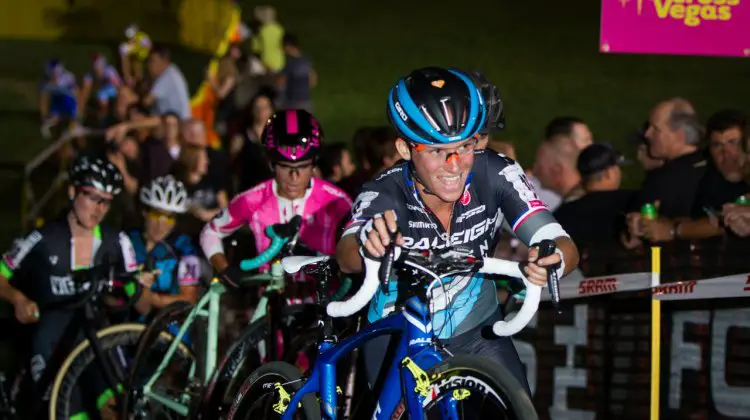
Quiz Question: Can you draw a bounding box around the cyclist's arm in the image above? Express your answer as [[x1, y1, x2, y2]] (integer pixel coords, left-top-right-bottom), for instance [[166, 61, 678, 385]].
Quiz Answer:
[[336, 188, 395, 274], [200, 195, 252, 273], [150, 250, 201, 307], [117, 232, 139, 274], [493, 155, 579, 276], [0, 232, 43, 305]]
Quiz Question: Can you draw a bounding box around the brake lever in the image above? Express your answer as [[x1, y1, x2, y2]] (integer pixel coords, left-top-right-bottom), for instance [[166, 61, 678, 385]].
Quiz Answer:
[[536, 239, 561, 313], [378, 228, 401, 296]]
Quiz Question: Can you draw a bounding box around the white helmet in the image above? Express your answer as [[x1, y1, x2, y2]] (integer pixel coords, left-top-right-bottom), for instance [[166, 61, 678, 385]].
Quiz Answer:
[[125, 24, 139, 39], [140, 175, 188, 214]]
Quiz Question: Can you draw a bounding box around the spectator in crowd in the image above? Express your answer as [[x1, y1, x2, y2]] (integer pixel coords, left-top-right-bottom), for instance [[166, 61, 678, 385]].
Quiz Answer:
[[637, 109, 749, 243], [554, 143, 634, 247], [114, 85, 138, 123], [318, 144, 356, 184], [630, 121, 665, 172], [251, 5, 285, 73], [278, 34, 317, 112], [182, 119, 229, 193], [171, 144, 228, 240], [39, 59, 79, 125], [140, 112, 181, 183], [79, 54, 121, 122], [545, 116, 593, 149], [144, 45, 191, 119], [626, 98, 706, 243], [532, 132, 586, 210], [338, 125, 400, 198], [125, 104, 154, 143], [231, 91, 275, 192], [208, 47, 241, 133], [106, 133, 142, 228], [530, 117, 593, 210]]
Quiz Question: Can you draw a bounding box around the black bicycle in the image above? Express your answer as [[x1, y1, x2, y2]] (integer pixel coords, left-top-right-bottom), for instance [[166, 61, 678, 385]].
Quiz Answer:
[[0, 262, 144, 419]]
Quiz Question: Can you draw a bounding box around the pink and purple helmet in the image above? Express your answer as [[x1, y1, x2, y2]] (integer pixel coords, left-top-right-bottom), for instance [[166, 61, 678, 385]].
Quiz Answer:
[[262, 109, 323, 163]]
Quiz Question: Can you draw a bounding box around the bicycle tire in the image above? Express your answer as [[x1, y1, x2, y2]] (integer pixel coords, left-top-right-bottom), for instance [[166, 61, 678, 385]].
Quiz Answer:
[[195, 303, 321, 419], [226, 361, 321, 420], [48, 323, 153, 419], [390, 354, 538, 419], [122, 303, 196, 419]]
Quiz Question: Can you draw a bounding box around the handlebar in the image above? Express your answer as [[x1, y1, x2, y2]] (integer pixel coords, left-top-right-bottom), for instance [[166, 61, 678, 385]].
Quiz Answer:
[[238, 215, 302, 272], [40, 265, 142, 312], [326, 239, 560, 337]]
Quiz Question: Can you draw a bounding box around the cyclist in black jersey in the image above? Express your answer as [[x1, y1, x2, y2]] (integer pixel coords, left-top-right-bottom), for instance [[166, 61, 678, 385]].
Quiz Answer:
[[0, 155, 138, 419], [336, 67, 580, 395]]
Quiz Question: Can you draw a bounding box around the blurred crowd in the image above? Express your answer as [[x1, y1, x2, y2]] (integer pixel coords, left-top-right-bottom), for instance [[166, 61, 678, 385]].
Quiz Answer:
[[36, 7, 750, 269]]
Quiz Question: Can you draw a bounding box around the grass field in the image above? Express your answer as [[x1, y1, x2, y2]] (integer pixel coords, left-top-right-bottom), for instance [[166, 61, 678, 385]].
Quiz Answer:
[[0, 0, 749, 242]]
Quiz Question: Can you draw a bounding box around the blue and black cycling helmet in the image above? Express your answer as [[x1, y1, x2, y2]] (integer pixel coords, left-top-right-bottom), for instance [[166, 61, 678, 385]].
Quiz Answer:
[[464, 69, 505, 134], [387, 67, 486, 145]]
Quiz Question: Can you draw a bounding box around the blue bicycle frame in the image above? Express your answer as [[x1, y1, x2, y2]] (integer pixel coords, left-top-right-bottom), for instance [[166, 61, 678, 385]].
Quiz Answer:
[[283, 296, 449, 420]]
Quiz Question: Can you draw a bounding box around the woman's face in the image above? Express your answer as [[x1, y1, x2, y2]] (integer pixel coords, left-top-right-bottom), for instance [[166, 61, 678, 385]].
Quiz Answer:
[[252, 96, 274, 125]]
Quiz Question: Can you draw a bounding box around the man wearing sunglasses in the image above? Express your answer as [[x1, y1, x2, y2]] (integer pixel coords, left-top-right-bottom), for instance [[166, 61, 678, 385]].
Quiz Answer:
[[0, 155, 138, 419], [201, 109, 352, 298], [336, 67, 580, 397], [127, 175, 201, 314]]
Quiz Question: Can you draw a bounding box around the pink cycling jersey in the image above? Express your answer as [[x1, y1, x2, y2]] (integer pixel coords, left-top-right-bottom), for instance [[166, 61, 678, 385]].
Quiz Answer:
[[200, 178, 352, 266]]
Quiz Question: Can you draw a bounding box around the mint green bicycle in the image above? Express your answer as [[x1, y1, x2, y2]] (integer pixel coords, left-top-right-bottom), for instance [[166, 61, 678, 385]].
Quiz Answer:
[[121, 216, 353, 419]]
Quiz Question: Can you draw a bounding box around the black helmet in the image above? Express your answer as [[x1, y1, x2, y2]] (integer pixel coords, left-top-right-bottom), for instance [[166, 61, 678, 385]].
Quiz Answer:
[[465, 70, 505, 134], [386, 67, 486, 145], [69, 155, 124, 196], [262, 109, 324, 162]]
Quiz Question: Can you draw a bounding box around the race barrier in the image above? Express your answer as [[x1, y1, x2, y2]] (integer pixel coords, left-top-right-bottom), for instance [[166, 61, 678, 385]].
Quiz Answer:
[[516, 244, 750, 420]]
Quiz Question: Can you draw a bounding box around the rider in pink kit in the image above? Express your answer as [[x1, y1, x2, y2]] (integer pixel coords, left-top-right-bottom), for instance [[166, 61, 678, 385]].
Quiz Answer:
[[200, 109, 352, 289]]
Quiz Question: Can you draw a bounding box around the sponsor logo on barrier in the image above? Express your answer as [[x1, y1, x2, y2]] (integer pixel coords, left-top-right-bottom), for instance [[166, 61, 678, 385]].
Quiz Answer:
[[744, 275, 750, 292], [578, 277, 618, 296], [652, 280, 697, 296]]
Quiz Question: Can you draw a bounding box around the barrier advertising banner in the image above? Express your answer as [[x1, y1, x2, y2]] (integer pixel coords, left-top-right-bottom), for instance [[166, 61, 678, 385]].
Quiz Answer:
[[515, 271, 750, 419], [599, 0, 750, 57]]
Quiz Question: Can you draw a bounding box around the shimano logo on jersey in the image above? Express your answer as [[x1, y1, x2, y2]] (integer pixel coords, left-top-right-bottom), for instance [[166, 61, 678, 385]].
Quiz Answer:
[[455, 205, 486, 223], [394, 102, 408, 122], [408, 220, 438, 229]]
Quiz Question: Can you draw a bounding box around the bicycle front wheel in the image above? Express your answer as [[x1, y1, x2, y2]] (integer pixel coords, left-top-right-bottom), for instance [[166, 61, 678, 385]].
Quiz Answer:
[[226, 361, 321, 420], [48, 323, 147, 420], [392, 354, 538, 419]]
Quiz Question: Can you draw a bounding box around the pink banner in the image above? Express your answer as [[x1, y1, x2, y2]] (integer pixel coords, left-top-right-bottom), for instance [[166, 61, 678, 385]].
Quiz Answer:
[[600, 0, 750, 57]]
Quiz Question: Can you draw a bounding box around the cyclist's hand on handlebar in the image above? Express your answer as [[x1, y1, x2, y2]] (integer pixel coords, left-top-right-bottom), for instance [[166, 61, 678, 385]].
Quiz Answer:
[[219, 265, 243, 290], [12, 295, 39, 324], [524, 244, 561, 286], [136, 269, 161, 288], [358, 210, 404, 258]]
